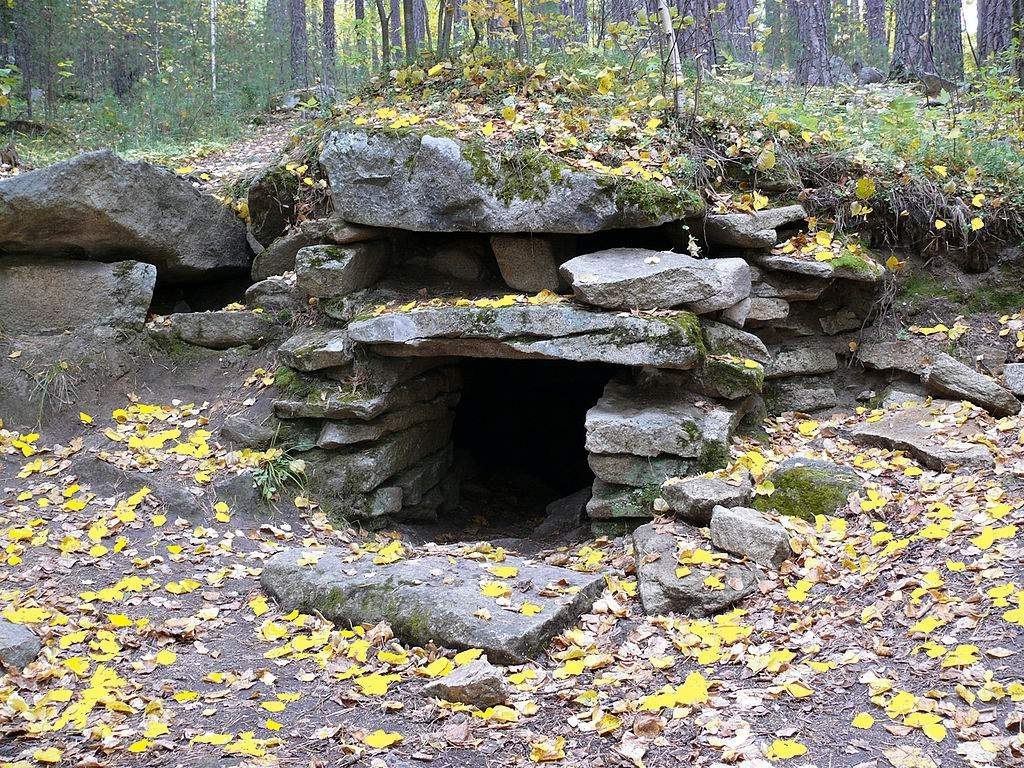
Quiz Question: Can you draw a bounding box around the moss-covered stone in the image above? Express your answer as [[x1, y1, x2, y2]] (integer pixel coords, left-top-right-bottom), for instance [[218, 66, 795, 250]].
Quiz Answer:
[[610, 176, 701, 220], [832, 252, 880, 277], [754, 457, 862, 522], [273, 365, 317, 398], [654, 311, 708, 358], [461, 141, 564, 205]]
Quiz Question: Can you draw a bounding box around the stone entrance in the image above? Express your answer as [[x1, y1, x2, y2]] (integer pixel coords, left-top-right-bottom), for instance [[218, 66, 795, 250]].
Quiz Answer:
[[451, 358, 616, 526]]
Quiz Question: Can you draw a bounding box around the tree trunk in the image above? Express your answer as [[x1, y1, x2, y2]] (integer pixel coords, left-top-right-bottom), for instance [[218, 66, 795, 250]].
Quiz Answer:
[[574, 0, 588, 42], [787, 0, 835, 84], [375, 0, 392, 69], [655, 0, 684, 117], [403, 0, 416, 58], [355, 0, 367, 58], [724, 0, 756, 61], [289, 0, 309, 86], [210, 0, 218, 93], [889, 0, 932, 78], [390, 0, 401, 53], [323, 0, 337, 84], [678, 0, 716, 71], [932, 0, 963, 79], [978, 0, 1012, 60], [863, 0, 885, 46]]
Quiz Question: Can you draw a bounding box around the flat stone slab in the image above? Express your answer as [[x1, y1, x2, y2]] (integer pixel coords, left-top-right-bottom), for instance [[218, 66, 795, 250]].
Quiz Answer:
[[0, 256, 155, 335], [585, 378, 749, 460], [320, 130, 699, 234], [698, 205, 807, 249], [850, 405, 995, 471], [347, 304, 703, 370], [278, 328, 354, 371], [167, 310, 282, 350], [560, 248, 750, 313], [751, 249, 884, 282], [922, 352, 1020, 416], [261, 545, 606, 663]]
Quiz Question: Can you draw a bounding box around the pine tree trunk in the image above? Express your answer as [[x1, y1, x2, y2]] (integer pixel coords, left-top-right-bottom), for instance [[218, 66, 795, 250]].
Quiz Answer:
[[355, 0, 367, 58], [978, 0, 1012, 60], [289, 0, 308, 86], [402, 0, 416, 58], [323, 0, 337, 84], [889, 0, 932, 78], [787, 0, 834, 84], [724, 0, 756, 61], [574, 0, 588, 41], [390, 0, 401, 53], [678, 0, 716, 71], [375, 0, 392, 68], [932, 0, 962, 79], [863, 0, 885, 46]]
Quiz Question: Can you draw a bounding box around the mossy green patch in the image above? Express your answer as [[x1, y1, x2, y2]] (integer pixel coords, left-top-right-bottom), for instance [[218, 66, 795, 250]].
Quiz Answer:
[[610, 176, 700, 220], [754, 462, 861, 522], [274, 365, 317, 398], [461, 140, 564, 205], [654, 311, 708, 359], [696, 441, 729, 473], [831, 252, 880, 277], [702, 357, 765, 398]]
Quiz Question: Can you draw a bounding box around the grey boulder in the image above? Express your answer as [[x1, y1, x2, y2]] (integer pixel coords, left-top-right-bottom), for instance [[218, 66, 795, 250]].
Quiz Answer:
[[0, 150, 249, 281], [260, 545, 605, 662], [754, 457, 862, 522], [0, 618, 41, 671], [560, 248, 750, 313], [698, 205, 807, 249], [278, 328, 354, 371], [422, 657, 511, 707], [294, 242, 389, 299], [320, 130, 699, 234], [633, 521, 758, 616], [1004, 363, 1024, 397], [252, 218, 383, 280], [660, 474, 753, 525], [709, 505, 792, 568], [922, 352, 1021, 416], [0, 257, 154, 335], [490, 235, 566, 292], [167, 310, 282, 350]]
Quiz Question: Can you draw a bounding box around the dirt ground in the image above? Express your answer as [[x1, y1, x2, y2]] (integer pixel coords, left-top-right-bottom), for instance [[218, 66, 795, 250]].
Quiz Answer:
[[1, 325, 1023, 768]]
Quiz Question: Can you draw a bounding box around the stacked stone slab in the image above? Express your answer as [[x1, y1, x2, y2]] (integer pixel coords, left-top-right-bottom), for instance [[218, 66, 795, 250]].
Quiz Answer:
[[584, 376, 759, 532]]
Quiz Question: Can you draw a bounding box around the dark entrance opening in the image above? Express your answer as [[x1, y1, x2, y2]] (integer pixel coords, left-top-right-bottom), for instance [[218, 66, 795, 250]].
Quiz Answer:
[[448, 358, 618, 537]]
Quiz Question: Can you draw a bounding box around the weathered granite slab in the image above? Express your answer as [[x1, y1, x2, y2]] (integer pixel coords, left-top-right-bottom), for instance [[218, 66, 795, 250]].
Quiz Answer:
[[261, 545, 606, 662]]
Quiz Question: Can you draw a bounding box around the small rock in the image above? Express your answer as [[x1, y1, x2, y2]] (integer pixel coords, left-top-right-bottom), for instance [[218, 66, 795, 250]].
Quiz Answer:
[[857, 340, 930, 374], [490, 235, 566, 292], [765, 376, 838, 413], [422, 657, 511, 707], [633, 520, 758, 616], [1004, 363, 1024, 397], [699, 205, 807, 249], [819, 308, 862, 335], [533, 487, 590, 539], [0, 618, 41, 671], [764, 347, 838, 379], [167, 310, 281, 350], [294, 242, 389, 298], [245, 275, 307, 312], [660, 474, 753, 525], [278, 329, 354, 372], [430, 238, 491, 282], [252, 219, 382, 280], [922, 352, 1021, 416], [709, 505, 792, 568], [754, 457, 862, 522]]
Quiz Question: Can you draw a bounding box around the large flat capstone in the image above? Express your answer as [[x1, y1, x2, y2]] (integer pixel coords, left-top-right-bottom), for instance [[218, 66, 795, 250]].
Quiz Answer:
[[347, 303, 702, 369], [260, 545, 606, 663], [319, 130, 699, 234]]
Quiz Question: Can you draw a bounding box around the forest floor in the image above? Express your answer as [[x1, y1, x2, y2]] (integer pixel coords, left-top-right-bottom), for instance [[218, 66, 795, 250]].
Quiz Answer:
[[0, 312, 1022, 768]]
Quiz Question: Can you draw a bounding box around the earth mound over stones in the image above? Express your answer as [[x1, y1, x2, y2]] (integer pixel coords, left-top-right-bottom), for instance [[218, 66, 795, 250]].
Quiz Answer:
[[0, 150, 250, 281]]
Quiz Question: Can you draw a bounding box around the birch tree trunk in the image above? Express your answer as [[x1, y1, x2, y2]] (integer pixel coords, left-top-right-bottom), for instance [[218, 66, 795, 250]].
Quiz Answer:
[[655, 0, 684, 117]]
